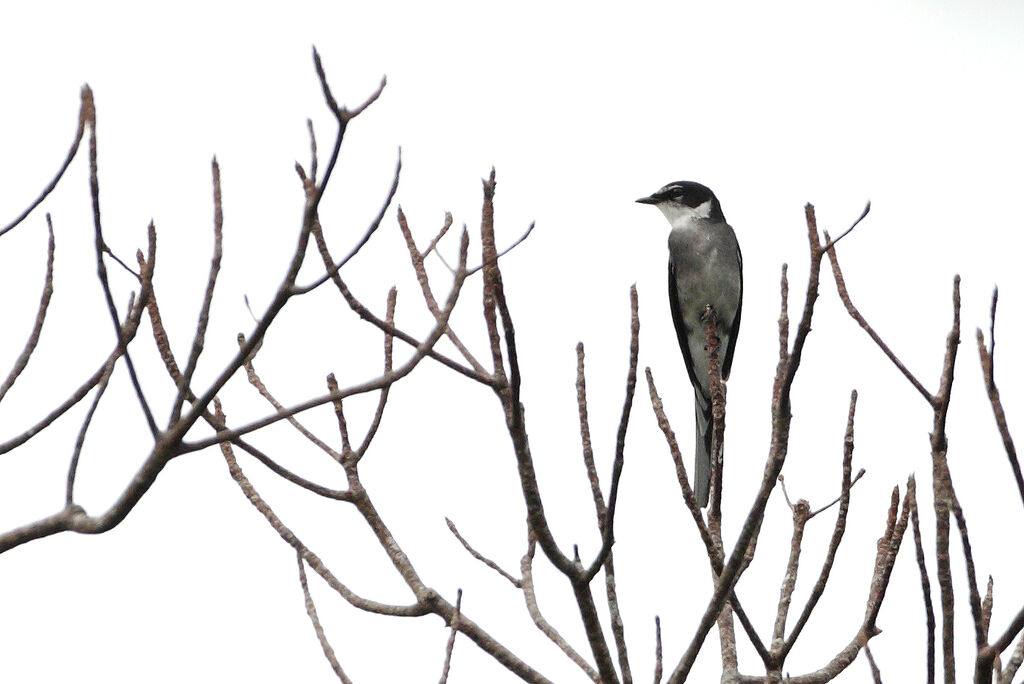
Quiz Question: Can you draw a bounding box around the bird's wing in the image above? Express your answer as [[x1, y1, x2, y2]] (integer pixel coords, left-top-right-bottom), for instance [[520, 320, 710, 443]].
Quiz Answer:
[[668, 260, 704, 396], [721, 238, 742, 380]]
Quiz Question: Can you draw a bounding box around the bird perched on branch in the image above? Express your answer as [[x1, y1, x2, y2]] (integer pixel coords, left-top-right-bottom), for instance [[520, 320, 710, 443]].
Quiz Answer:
[[637, 181, 742, 507]]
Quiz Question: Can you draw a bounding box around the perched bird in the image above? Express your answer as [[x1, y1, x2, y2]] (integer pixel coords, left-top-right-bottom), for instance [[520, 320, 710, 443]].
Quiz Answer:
[[637, 181, 742, 507]]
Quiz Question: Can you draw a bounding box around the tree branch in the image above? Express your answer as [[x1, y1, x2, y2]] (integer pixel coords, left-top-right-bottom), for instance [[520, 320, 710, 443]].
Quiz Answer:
[[0, 215, 55, 402], [976, 288, 1024, 511]]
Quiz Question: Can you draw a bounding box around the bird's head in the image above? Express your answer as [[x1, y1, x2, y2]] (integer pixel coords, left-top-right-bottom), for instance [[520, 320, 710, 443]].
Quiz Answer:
[[636, 181, 724, 226]]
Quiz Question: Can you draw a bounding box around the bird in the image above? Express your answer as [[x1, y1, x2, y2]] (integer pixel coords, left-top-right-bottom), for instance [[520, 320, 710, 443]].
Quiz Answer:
[[637, 181, 742, 507]]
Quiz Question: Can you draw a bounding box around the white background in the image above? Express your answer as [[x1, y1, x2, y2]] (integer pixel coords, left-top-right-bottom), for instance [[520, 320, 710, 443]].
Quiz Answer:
[[1, 1, 1023, 682]]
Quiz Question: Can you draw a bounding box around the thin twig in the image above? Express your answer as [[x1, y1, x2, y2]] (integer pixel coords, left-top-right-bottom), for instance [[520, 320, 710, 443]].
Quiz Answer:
[[577, 343, 600, 514], [783, 391, 859, 656], [354, 287, 397, 462], [65, 337, 120, 504], [0, 232, 152, 456], [241, 335, 342, 460], [808, 468, 865, 519], [998, 630, 1024, 684], [178, 231, 470, 455], [170, 159, 224, 425], [986, 605, 1024, 665], [864, 643, 883, 684], [217, 400, 426, 617], [308, 118, 318, 185], [583, 285, 638, 582], [824, 228, 932, 403], [422, 211, 454, 260], [646, 369, 713, 549], [646, 367, 769, 661], [951, 497, 984, 649], [773, 500, 810, 649], [976, 288, 1024, 511], [297, 551, 354, 683], [520, 534, 600, 682], [0, 86, 91, 238], [464, 221, 536, 277], [292, 151, 401, 295], [144, 278, 352, 503], [397, 207, 485, 374], [478, 169, 617, 682], [446, 518, 520, 587], [781, 486, 911, 684], [85, 100, 157, 437], [575, 331, 632, 683], [438, 589, 462, 684], [910, 477, 936, 684], [310, 47, 386, 207], [326, 373, 351, 456], [168, 51, 389, 452], [0, 215, 55, 403], [982, 576, 994, 641], [310, 217, 487, 384], [234, 439, 352, 500], [654, 616, 663, 684], [821, 201, 871, 252]]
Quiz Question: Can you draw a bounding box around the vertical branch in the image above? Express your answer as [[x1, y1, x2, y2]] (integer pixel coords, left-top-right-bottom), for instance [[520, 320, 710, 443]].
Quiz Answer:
[[354, 287, 398, 461], [476, 171, 617, 682], [981, 577, 993, 641], [700, 308, 738, 674], [702, 306, 725, 518], [951, 498, 984, 650], [478, 170, 571, 576], [976, 289, 1024, 510], [480, 168, 507, 384], [583, 285, 639, 581], [654, 617, 663, 684], [578, 287, 640, 682], [438, 589, 462, 684], [910, 478, 936, 684], [577, 343, 600, 511], [866, 485, 912, 629], [326, 373, 352, 456], [932, 276, 961, 684], [782, 390, 859, 657], [518, 533, 601, 682], [774, 263, 790, 395], [772, 500, 810, 650], [170, 159, 224, 425]]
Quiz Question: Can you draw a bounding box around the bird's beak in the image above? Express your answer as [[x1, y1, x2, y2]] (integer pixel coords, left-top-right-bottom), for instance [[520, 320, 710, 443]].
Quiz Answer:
[[636, 195, 659, 205]]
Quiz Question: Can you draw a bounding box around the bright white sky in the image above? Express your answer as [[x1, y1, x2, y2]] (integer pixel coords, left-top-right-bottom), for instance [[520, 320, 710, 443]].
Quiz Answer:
[[2, 2, 1023, 682]]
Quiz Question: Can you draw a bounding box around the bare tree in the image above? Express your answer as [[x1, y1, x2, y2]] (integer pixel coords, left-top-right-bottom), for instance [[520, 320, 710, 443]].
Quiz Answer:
[[1, 50, 1022, 683]]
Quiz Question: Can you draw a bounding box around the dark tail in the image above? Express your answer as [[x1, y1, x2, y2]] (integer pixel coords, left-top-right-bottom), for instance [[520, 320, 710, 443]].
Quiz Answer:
[[693, 391, 712, 507]]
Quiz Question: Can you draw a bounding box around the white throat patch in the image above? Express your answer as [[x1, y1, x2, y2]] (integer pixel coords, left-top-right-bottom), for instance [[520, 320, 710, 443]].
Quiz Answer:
[[657, 199, 715, 229]]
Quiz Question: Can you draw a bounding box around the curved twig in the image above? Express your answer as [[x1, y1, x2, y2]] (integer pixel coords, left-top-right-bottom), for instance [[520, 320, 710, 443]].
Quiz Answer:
[[0, 87, 91, 238], [0, 216, 55, 402]]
